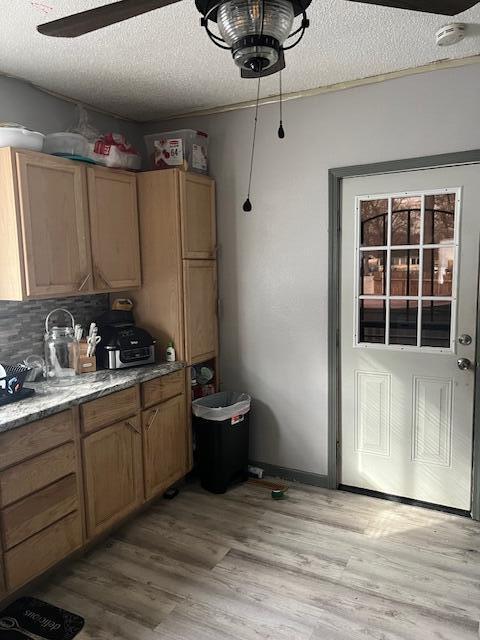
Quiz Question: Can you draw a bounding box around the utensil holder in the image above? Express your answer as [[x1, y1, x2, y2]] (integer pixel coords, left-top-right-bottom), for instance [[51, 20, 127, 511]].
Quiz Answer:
[[69, 341, 96, 374]]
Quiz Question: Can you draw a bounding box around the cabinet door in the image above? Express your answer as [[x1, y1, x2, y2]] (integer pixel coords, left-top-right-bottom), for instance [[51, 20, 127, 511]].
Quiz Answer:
[[87, 167, 141, 291], [180, 172, 216, 259], [16, 151, 92, 298], [142, 394, 187, 500], [82, 417, 143, 538], [183, 260, 218, 364]]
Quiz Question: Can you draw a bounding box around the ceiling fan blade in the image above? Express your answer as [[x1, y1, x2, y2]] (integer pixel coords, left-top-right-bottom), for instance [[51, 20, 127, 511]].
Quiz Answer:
[[37, 0, 182, 38], [347, 0, 478, 15], [241, 50, 286, 79]]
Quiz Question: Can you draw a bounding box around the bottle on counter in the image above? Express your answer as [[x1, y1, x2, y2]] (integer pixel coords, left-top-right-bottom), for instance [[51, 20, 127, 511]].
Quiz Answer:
[[166, 341, 176, 362]]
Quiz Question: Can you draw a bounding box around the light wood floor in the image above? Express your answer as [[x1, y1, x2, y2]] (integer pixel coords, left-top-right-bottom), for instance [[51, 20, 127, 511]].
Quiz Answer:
[[35, 480, 480, 639]]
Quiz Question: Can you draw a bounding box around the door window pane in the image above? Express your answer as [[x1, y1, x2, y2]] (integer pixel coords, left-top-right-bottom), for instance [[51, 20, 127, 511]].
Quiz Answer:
[[360, 199, 388, 247], [391, 196, 421, 246], [360, 251, 386, 295], [359, 299, 385, 344], [355, 189, 457, 351], [424, 194, 455, 244], [389, 300, 418, 346], [421, 300, 452, 348], [390, 249, 420, 296], [423, 247, 454, 297]]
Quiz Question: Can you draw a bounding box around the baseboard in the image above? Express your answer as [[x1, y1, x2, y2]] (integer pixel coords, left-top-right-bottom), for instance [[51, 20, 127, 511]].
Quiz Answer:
[[249, 460, 329, 489]]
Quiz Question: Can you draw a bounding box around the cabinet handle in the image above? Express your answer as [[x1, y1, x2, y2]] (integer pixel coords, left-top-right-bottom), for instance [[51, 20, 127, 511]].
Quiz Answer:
[[125, 419, 140, 434], [146, 408, 159, 432], [78, 273, 91, 291], [95, 268, 113, 289]]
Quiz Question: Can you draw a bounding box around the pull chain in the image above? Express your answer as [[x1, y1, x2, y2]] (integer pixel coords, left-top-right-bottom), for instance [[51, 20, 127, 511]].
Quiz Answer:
[[243, 77, 261, 213], [278, 70, 285, 139]]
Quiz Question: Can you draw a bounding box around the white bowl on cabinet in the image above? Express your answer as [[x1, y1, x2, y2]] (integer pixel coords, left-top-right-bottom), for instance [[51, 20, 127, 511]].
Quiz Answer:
[[0, 126, 45, 152]]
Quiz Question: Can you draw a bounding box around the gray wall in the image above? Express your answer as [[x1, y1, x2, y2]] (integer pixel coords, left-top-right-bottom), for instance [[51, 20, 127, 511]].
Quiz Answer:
[[0, 76, 139, 365], [145, 63, 480, 476], [3, 65, 480, 476], [0, 75, 143, 153]]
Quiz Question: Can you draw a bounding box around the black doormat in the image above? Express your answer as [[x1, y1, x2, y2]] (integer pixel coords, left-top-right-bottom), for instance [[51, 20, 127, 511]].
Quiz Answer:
[[0, 597, 84, 639]]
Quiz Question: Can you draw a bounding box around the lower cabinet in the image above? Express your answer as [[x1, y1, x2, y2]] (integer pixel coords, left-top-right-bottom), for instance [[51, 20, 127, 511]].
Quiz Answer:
[[4, 512, 82, 592], [0, 370, 189, 600], [82, 417, 143, 538], [142, 393, 187, 499]]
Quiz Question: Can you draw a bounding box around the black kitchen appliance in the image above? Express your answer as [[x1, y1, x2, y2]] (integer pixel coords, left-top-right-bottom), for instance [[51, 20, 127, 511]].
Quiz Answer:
[[95, 309, 155, 370], [0, 364, 35, 407]]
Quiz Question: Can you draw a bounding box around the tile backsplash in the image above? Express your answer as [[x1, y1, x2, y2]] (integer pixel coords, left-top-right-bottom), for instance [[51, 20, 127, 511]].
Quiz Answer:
[[0, 295, 109, 364]]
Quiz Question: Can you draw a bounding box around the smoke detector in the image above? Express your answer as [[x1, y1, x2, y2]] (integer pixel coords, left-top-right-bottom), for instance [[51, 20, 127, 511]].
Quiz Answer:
[[436, 23, 465, 46]]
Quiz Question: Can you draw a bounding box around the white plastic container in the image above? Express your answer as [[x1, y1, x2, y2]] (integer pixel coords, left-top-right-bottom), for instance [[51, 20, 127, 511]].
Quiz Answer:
[[44, 132, 88, 157], [0, 125, 44, 151], [144, 129, 208, 174]]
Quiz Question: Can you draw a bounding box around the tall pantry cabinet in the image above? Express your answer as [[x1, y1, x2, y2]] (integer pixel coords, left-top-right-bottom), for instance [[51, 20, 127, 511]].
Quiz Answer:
[[128, 169, 219, 467], [130, 169, 218, 364]]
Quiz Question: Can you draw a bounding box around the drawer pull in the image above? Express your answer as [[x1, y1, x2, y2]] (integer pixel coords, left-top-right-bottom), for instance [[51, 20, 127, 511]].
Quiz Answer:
[[146, 409, 159, 432], [125, 419, 140, 434]]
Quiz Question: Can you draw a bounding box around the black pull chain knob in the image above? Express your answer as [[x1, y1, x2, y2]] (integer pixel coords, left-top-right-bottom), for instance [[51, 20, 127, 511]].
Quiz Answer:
[[278, 122, 285, 139], [243, 198, 252, 212]]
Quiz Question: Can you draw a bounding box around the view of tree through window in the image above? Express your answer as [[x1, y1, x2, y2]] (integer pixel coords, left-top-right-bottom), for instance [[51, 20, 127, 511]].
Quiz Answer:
[[357, 192, 456, 349]]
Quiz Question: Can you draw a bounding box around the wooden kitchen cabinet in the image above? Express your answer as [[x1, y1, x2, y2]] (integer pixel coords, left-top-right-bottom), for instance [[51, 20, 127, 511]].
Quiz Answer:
[[183, 260, 218, 364], [82, 416, 143, 538], [180, 172, 216, 259], [0, 148, 141, 300], [142, 393, 187, 500], [0, 408, 84, 593], [87, 166, 141, 291], [0, 149, 93, 299], [130, 169, 218, 365]]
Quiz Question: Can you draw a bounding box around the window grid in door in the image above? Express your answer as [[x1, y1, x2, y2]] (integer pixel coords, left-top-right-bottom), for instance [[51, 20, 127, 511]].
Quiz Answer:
[[354, 188, 460, 352]]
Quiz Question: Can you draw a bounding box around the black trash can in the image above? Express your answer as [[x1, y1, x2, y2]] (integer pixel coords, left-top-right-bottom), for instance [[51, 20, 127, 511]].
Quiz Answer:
[[192, 391, 251, 494]]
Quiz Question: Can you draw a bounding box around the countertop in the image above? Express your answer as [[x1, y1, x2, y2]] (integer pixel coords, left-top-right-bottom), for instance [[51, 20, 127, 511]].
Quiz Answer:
[[0, 362, 185, 434]]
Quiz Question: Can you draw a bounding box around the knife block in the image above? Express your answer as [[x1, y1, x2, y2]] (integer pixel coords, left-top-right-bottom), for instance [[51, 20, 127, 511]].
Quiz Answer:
[[69, 341, 97, 374]]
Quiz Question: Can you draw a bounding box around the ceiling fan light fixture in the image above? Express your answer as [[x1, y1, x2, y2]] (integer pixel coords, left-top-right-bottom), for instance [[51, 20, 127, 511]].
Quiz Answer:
[[217, 0, 294, 71]]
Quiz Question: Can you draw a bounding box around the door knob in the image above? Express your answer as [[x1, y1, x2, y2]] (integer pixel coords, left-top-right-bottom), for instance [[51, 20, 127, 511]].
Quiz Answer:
[[457, 358, 472, 371]]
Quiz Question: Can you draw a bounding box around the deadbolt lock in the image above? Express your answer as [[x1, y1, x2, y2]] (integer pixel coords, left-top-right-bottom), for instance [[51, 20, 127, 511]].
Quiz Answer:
[[458, 334, 472, 346]]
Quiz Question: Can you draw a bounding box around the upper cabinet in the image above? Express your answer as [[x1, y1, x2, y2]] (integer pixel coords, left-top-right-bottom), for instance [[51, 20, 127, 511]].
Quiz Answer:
[[0, 148, 141, 300], [87, 167, 141, 291], [16, 152, 92, 299], [180, 172, 216, 259]]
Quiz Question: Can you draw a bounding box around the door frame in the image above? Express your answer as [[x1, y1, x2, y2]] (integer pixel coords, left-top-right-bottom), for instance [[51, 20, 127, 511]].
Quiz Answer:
[[328, 149, 480, 520]]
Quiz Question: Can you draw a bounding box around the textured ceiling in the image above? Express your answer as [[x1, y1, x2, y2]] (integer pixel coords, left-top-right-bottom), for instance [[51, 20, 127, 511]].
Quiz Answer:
[[1, 0, 480, 120]]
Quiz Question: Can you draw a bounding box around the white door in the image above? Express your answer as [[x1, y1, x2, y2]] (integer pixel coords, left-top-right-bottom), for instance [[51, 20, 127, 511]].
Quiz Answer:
[[341, 164, 479, 511]]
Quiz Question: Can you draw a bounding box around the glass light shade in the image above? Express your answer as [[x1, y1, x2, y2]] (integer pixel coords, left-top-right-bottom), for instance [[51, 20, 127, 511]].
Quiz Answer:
[[217, 0, 294, 69]]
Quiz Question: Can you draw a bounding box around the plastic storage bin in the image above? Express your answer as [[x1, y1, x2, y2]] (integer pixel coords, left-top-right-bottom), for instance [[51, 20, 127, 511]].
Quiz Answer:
[[144, 129, 208, 174], [44, 132, 88, 157], [192, 392, 251, 494]]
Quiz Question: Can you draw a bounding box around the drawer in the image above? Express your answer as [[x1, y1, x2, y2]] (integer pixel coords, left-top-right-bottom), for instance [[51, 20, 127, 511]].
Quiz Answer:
[[4, 510, 82, 591], [0, 442, 76, 507], [2, 474, 79, 550], [0, 411, 74, 471], [81, 386, 139, 434], [142, 370, 185, 408]]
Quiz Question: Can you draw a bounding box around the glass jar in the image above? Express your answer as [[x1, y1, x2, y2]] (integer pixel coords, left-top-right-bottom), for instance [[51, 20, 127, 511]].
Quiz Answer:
[[44, 308, 78, 386]]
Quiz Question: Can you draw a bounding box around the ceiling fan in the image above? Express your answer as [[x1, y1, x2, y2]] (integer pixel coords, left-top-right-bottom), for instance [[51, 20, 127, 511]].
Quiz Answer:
[[37, 0, 478, 79]]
